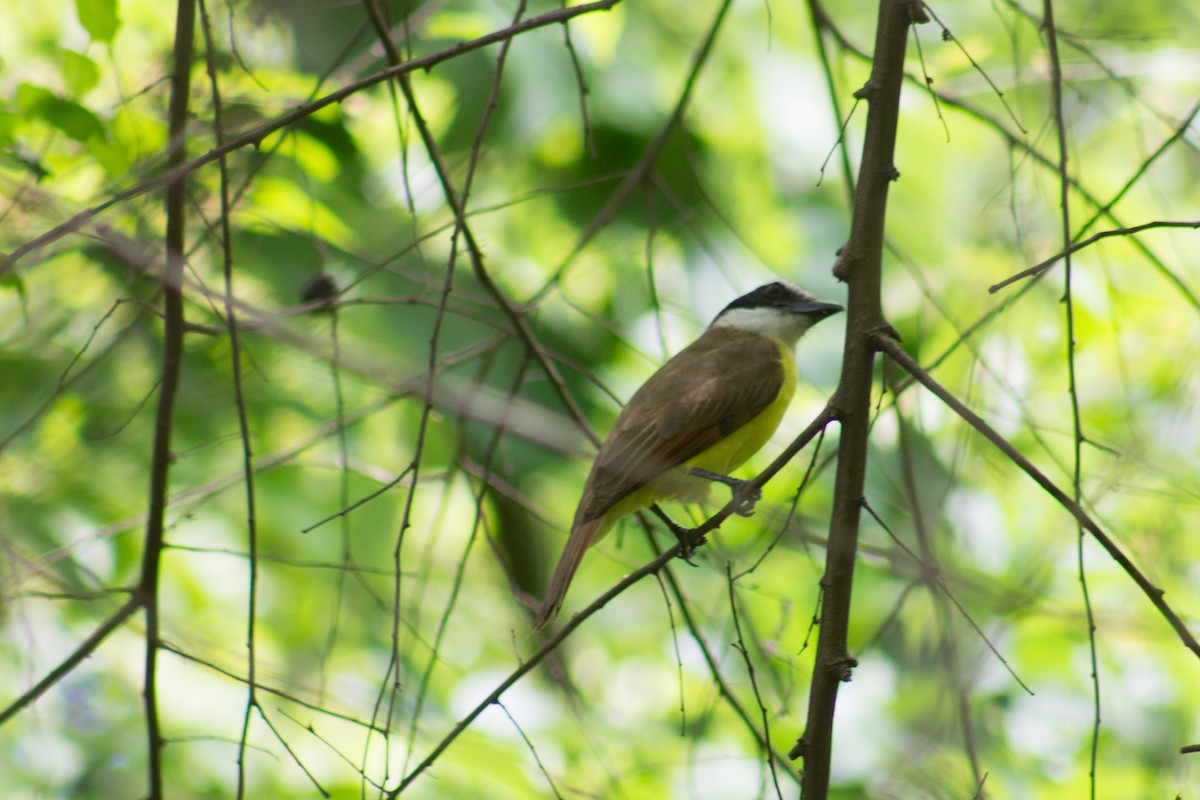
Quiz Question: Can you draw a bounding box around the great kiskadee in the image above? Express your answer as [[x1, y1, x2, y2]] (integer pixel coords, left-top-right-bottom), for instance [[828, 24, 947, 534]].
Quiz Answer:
[[533, 281, 842, 629]]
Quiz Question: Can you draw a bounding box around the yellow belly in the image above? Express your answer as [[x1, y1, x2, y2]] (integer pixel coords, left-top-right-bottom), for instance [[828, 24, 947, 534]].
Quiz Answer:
[[600, 339, 797, 529]]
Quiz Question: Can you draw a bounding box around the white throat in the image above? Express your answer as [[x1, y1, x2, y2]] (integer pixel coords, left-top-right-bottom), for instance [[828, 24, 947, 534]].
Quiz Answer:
[[710, 306, 817, 345]]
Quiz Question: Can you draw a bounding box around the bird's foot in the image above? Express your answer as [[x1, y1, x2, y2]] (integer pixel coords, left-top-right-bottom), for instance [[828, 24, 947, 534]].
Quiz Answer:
[[650, 506, 706, 564], [690, 468, 762, 518], [667, 517, 707, 564]]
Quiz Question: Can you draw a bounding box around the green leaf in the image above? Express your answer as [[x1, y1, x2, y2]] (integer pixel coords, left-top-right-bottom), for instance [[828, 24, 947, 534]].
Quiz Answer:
[[36, 96, 105, 142], [74, 0, 120, 43], [0, 271, 27, 304], [61, 50, 100, 97], [0, 110, 16, 144], [0, 148, 50, 181], [17, 84, 105, 143]]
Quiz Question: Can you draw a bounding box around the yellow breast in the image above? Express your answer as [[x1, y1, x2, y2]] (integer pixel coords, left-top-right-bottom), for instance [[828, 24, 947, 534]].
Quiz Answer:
[[601, 337, 797, 525], [683, 337, 797, 476]]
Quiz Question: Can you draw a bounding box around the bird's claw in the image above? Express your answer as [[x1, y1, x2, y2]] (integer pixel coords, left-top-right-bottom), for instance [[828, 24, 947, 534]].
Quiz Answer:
[[732, 482, 762, 517], [677, 529, 707, 563], [691, 468, 761, 518], [665, 518, 706, 564], [657, 468, 762, 564]]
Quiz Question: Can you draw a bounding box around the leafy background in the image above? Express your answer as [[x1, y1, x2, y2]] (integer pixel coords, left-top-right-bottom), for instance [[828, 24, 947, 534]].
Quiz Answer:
[[1, 0, 1198, 797]]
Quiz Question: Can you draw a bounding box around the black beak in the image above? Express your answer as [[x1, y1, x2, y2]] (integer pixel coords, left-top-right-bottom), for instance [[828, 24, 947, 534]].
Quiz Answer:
[[791, 301, 844, 319]]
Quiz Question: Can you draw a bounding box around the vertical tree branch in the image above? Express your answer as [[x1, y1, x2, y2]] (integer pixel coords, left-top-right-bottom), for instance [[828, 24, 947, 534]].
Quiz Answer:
[[197, 0, 264, 795], [138, 1, 196, 797], [1041, 3, 1102, 794], [794, 1, 924, 796]]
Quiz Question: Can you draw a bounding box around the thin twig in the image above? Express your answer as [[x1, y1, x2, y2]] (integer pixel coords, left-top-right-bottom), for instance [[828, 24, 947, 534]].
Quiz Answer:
[[920, 1, 1026, 134], [989, 219, 1200, 294], [859, 499, 1033, 696], [160, 641, 388, 733], [198, 1, 265, 794], [807, 0, 858, 199], [0, 0, 623, 275], [558, 5, 596, 157], [890, 369, 983, 786], [816, 1, 1200, 316], [727, 565, 785, 800], [874, 333, 1200, 659], [657, 559, 804, 789], [255, 706, 330, 797], [1040, 3, 1101, 793], [496, 700, 565, 800], [534, 0, 738, 300], [0, 597, 141, 727], [276, 709, 386, 792]]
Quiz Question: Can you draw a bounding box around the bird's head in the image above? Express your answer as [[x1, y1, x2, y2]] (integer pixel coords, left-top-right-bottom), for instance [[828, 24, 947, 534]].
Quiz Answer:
[[709, 281, 843, 343]]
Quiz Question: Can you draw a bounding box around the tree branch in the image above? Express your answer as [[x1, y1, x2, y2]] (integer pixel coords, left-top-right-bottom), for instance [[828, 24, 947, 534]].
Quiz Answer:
[[873, 332, 1200, 659], [138, 1, 196, 796], [0, 0, 622, 275], [795, 1, 925, 796], [0, 596, 141, 727], [393, 405, 835, 792]]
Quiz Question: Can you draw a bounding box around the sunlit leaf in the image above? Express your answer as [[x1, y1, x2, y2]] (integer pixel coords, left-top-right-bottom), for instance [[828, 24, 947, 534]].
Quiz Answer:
[[60, 50, 100, 97], [74, 0, 120, 43]]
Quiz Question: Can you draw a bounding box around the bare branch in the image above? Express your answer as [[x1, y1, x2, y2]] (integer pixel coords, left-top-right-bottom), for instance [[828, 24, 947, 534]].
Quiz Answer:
[[137, 2, 197, 796], [796, 1, 925, 796], [874, 332, 1200, 659], [392, 404, 835, 792], [0, 597, 141, 727], [0, 0, 623, 275], [536, 0, 738, 298], [989, 220, 1200, 294]]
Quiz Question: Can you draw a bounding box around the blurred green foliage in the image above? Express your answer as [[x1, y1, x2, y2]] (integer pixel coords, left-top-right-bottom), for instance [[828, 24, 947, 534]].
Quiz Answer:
[[1, 0, 1199, 798]]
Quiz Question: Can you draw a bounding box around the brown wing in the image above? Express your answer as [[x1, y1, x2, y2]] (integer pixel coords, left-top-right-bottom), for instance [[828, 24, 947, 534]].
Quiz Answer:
[[577, 328, 783, 522]]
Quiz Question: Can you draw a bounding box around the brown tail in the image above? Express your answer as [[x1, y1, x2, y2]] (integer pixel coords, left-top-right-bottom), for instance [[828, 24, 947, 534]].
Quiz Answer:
[[533, 515, 605, 631]]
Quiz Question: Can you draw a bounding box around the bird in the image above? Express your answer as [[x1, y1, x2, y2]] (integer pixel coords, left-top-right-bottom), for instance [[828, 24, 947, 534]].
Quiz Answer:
[[533, 281, 842, 630]]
